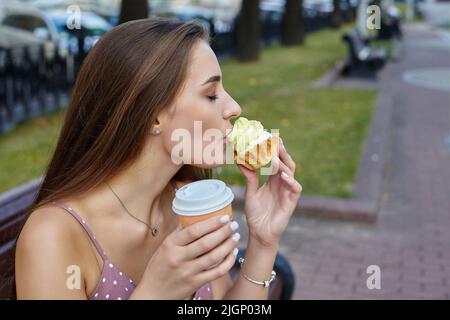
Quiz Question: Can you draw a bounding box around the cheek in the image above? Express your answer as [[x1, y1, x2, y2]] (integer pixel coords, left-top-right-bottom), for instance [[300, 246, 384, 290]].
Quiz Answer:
[[165, 123, 227, 167], [178, 99, 222, 133], [162, 97, 226, 165]]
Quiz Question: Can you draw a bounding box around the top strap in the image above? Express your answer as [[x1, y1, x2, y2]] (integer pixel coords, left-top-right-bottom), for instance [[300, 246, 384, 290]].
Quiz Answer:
[[51, 201, 108, 261]]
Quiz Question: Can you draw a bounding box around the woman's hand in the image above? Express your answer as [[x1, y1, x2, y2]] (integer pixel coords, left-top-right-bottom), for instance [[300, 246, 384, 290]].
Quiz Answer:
[[130, 215, 240, 300], [237, 138, 302, 248]]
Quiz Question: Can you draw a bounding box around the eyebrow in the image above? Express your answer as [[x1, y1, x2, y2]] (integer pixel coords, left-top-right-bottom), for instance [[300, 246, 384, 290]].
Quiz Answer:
[[201, 75, 221, 86]]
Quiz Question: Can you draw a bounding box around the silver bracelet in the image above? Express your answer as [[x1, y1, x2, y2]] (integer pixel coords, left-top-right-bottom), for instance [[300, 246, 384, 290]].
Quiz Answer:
[[238, 258, 276, 288]]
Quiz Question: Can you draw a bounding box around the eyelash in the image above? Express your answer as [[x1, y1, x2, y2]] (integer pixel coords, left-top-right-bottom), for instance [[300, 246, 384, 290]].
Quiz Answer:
[[207, 95, 219, 102]]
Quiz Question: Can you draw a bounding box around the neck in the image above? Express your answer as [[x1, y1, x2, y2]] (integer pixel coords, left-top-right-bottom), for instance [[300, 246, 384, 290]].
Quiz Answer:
[[74, 140, 183, 231]]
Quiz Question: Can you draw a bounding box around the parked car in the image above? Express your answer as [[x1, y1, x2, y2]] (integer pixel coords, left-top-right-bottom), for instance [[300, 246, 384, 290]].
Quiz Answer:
[[1, 7, 112, 55], [0, 25, 46, 49]]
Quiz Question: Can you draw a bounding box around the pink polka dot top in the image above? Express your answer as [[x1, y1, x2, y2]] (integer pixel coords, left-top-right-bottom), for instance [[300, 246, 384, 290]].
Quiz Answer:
[[51, 201, 213, 300]]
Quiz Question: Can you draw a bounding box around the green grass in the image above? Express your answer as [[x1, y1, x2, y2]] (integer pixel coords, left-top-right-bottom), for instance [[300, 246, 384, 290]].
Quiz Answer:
[[0, 26, 376, 198], [214, 26, 376, 197], [0, 110, 65, 192]]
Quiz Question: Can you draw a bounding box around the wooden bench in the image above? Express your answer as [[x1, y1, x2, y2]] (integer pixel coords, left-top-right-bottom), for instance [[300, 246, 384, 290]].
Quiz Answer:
[[0, 177, 295, 300], [0, 178, 42, 299], [342, 29, 387, 74]]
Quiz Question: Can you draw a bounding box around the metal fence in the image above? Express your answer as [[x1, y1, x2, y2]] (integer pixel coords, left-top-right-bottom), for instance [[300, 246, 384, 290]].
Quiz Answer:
[[0, 43, 79, 133]]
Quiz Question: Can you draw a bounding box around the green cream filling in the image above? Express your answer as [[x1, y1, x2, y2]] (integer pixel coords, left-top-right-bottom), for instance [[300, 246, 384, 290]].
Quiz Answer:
[[229, 117, 267, 155]]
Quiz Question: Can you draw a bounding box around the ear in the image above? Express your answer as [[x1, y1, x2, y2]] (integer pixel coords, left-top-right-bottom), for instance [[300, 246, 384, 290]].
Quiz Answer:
[[151, 112, 165, 135], [151, 119, 161, 135], [153, 107, 172, 130]]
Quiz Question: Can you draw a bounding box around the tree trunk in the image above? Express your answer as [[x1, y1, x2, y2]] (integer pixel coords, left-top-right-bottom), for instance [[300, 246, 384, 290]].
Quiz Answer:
[[331, 0, 342, 28], [342, 0, 354, 22], [119, 0, 149, 25], [281, 0, 304, 46], [236, 0, 260, 62], [356, 0, 370, 38]]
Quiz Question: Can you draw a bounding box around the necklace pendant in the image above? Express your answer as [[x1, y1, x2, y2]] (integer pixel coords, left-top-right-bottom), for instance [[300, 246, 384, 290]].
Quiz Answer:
[[151, 227, 159, 237]]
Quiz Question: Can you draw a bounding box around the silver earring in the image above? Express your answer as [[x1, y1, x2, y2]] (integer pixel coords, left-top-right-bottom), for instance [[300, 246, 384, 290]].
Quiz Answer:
[[153, 127, 161, 135]]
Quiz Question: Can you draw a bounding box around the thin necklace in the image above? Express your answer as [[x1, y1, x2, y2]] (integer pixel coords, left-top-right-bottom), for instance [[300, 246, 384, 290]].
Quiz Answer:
[[106, 182, 164, 237]]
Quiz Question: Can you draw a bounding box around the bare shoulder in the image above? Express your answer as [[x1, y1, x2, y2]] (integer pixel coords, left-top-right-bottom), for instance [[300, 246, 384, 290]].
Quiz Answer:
[[15, 205, 89, 299], [17, 205, 85, 252]]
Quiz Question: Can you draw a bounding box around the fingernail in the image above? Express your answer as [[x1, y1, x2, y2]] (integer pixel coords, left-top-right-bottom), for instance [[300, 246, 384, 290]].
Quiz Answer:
[[232, 232, 240, 242], [233, 248, 239, 257], [220, 215, 230, 223], [230, 221, 239, 231], [281, 171, 289, 178]]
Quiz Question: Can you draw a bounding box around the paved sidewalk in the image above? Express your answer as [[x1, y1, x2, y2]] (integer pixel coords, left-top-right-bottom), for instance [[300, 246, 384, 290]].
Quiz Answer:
[[236, 23, 450, 299]]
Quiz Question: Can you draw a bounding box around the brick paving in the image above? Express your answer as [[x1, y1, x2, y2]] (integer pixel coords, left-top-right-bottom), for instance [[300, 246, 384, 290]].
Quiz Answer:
[[235, 23, 450, 299]]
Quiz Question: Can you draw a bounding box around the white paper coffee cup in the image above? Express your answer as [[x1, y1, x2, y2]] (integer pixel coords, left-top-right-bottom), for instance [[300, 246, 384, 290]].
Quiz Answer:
[[172, 179, 234, 228]]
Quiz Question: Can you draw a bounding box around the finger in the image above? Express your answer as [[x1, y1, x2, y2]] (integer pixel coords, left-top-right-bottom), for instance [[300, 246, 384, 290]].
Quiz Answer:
[[266, 155, 281, 176], [270, 155, 293, 177], [280, 171, 302, 194], [185, 220, 239, 260], [195, 249, 238, 284], [276, 155, 294, 177], [192, 234, 239, 273], [279, 138, 296, 173], [237, 164, 259, 196], [173, 214, 232, 246]]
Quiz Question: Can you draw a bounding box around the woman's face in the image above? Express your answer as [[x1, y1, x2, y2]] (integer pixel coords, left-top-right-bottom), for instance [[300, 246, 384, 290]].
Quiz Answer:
[[159, 40, 242, 168]]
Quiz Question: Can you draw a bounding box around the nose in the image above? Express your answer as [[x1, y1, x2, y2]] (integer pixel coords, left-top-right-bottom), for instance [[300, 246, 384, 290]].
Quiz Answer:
[[223, 97, 242, 120]]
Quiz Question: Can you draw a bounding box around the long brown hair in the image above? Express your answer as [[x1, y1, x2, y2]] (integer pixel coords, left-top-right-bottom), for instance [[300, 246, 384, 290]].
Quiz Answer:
[[32, 18, 212, 212]]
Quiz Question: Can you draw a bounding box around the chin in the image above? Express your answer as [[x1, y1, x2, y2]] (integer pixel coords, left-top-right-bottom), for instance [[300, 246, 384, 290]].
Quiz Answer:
[[192, 162, 226, 169]]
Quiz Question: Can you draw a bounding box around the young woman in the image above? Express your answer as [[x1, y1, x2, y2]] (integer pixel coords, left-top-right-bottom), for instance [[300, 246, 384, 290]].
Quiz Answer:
[[15, 18, 302, 300]]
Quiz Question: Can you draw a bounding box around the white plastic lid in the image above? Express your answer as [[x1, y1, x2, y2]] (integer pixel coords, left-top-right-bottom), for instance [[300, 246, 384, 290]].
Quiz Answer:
[[172, 179, 234, 216]]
